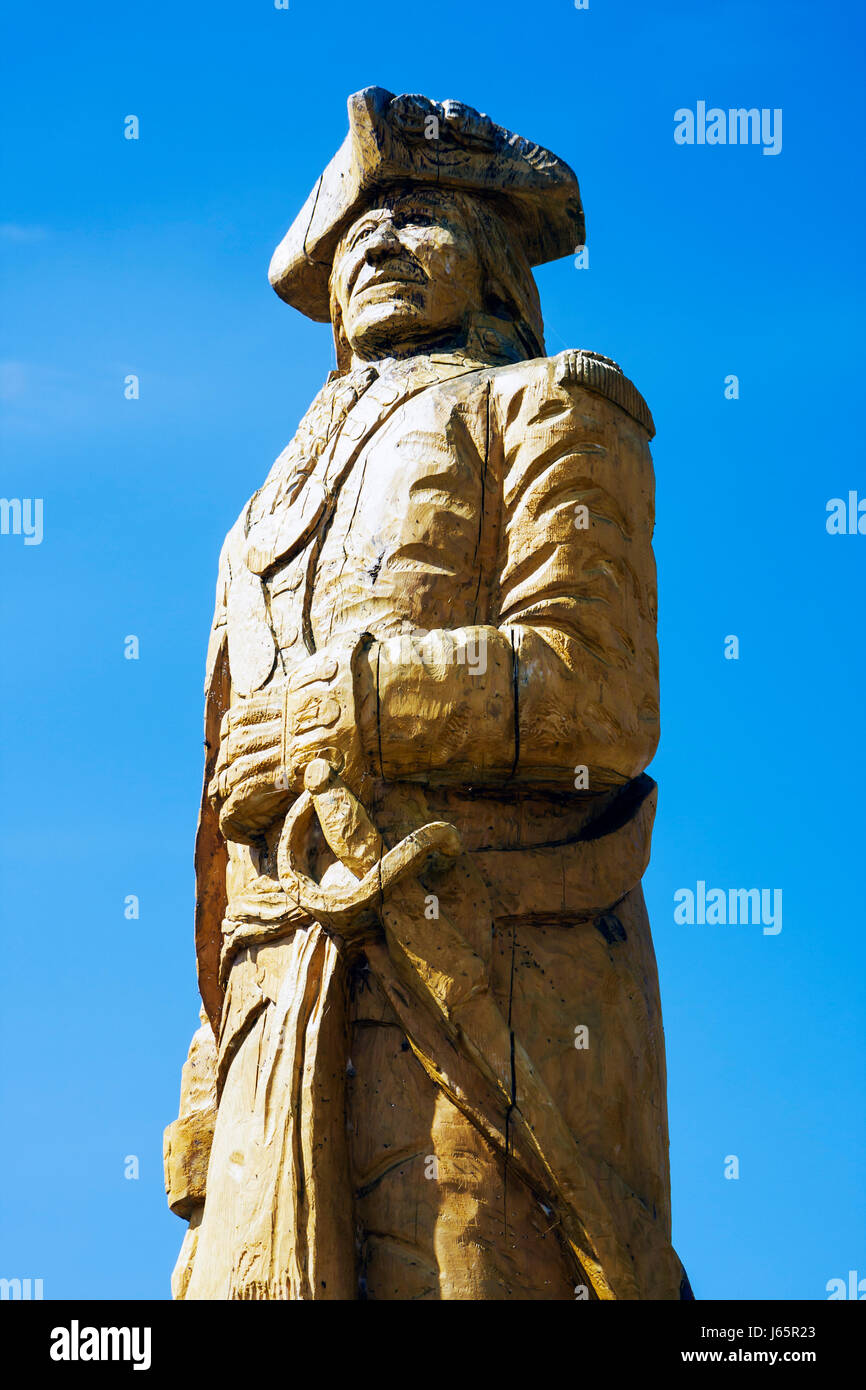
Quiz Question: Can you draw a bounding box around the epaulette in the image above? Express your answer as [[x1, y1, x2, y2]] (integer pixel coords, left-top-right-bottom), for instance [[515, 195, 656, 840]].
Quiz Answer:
[[554, 349, 655, 438]]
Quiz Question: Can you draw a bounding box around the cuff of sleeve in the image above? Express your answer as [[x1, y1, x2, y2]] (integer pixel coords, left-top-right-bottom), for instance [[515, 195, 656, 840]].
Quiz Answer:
[[358, 626, 516, 783]]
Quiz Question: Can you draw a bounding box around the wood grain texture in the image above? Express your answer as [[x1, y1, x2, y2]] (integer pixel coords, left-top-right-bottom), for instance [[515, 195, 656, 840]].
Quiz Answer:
[[164, 88, 690, 1301]]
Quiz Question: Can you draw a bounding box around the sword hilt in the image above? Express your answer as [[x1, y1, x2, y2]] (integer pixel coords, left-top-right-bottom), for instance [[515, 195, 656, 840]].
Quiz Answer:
[[302, 758, 384, 877], [276, 757, 461, 932]]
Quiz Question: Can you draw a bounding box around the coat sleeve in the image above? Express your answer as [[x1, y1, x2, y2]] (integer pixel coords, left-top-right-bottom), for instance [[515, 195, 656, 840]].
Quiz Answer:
[[495, 349, 659, 789], [360, 350, 659, 793]]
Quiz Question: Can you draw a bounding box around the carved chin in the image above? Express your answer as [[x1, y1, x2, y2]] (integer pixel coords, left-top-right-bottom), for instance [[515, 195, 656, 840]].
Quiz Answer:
[[348, 288, 426, 325], [346, 297, 452, 351]]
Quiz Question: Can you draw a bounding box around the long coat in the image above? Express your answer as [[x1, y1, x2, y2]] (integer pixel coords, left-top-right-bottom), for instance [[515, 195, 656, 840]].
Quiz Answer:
[[164, 346, 690, 1300]]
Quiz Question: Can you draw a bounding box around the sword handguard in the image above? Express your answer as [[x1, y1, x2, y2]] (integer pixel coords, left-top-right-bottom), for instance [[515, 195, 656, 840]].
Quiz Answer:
[[276, 759, 461, 931]]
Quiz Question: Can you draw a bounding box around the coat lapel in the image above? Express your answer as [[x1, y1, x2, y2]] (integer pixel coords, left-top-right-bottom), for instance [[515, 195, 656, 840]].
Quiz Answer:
[[230, 354, 490, 694]]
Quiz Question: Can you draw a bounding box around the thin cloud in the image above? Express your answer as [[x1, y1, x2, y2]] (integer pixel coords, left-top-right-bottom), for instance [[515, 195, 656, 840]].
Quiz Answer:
[[0, 224, 48, 243]]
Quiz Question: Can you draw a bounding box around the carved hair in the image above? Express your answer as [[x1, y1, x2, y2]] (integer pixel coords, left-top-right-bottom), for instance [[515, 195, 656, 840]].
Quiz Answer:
[[328, 187, 546, 372]]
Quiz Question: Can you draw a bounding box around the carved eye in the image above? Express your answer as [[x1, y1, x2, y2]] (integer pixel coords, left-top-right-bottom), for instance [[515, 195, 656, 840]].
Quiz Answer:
[[395, 208, 433, 228], [345, 221, 378, 252]]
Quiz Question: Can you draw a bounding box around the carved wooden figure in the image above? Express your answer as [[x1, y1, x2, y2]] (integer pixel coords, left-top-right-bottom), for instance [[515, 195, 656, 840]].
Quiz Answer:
[[164, 87, 692, 1301]]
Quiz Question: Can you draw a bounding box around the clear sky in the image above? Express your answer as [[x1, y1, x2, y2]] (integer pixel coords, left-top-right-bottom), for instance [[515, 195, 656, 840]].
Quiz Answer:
[[1, 0, 864, 1300]]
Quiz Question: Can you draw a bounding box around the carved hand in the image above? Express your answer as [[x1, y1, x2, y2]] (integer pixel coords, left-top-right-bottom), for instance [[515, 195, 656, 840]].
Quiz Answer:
[[208, 689, 288, 843], [280, 635, 373, 799], [208, 633, 374, 843]]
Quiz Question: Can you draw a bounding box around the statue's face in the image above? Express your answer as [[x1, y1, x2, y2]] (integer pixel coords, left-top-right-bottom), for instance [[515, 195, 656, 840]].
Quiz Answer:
[[331, 187, 484, 359]]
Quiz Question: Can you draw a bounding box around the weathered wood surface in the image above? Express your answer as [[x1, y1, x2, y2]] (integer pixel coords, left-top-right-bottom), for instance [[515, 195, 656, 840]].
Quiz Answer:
[[165, 87, 690, 1301]]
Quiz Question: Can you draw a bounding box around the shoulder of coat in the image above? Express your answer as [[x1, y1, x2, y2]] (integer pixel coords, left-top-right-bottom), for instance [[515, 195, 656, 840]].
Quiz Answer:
[[491, 348, 655, 438]]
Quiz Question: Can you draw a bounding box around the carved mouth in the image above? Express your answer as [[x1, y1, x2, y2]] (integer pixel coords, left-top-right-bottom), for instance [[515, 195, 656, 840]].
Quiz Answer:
[[353, 278, 426, 305], [350, 259, 428, 300]]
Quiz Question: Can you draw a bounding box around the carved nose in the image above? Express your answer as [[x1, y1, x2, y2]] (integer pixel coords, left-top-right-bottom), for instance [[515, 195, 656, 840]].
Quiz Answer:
[[364, 224, 403, 262]]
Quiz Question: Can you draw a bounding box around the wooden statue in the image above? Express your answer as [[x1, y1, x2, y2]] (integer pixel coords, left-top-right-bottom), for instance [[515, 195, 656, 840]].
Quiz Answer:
[[163, 87, 692, 1301]]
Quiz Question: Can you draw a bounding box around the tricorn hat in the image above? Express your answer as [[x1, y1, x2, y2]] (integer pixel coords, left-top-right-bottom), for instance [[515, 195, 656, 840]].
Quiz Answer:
[[269, 86, 585, 321]]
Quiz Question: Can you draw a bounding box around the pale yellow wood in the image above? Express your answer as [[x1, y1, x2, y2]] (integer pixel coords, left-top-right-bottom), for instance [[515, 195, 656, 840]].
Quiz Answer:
[[165, 88, 690, 1302]]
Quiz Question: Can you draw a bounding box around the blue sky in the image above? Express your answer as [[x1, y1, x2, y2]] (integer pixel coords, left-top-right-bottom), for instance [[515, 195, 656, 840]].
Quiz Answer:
[[1, 0, 863, 1300]]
